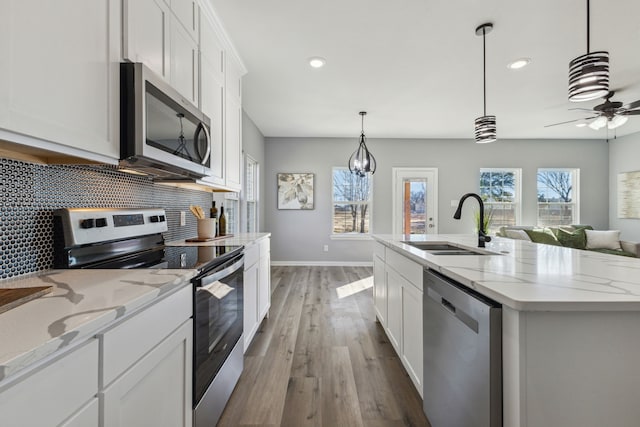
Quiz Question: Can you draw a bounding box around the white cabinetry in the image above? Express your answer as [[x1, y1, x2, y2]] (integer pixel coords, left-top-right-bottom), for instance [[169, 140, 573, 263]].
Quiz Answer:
[[99, 285, 193, 427], [375, 244, 424, 397], [373, 242, 387, 325], [0, 339, 99, 427], [123, 0, 198, 105], [0, 284, 193, 427], [197, 6, 245, 191], [243, 237, 271, 351], [0, 0, 120, 161], [223, 57, 243, 191]]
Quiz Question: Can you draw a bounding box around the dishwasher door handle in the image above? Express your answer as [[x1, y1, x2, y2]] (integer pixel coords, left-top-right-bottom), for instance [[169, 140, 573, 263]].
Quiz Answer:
[[428, 287, 479, 334]]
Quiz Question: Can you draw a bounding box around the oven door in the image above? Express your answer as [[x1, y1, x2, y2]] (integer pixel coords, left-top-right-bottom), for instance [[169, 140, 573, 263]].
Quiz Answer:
[[193, 253, 244, 405]]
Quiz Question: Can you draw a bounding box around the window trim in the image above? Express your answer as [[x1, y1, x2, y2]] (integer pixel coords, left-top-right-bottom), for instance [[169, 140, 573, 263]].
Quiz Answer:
[[479, 167, 522, 227], [331, 166, 373, 239], [243, 154, 259, 233], [536, 168, 580, 226]]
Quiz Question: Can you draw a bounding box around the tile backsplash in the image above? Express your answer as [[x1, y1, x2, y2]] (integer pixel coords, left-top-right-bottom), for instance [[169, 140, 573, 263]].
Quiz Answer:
[[0, 157, 212, 280]]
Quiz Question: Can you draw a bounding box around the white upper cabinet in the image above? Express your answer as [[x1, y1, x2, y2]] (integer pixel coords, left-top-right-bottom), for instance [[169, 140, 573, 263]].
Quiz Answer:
[[0, 0, 120, 161], [170, 0, 198, 41], [198, 5, 245, 191], [123, 0, 198, 105], [123, 0, 169, 79]]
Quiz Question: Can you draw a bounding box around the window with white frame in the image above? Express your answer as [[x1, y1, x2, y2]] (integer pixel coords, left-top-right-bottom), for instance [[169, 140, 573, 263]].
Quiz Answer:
[[244, 155, 259, 233], [332, 167, 372, 236], [479, 168, 521, 232], [223, 192, 239, 235], [537, 168, 579, 226]]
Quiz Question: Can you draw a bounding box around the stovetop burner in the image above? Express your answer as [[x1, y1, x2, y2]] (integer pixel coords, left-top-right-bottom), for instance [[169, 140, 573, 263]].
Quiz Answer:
[[163, 245, 243, 271]]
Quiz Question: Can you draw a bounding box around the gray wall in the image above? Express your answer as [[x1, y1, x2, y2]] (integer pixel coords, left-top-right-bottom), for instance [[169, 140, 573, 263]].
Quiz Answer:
[[265, 137, 610, 264], [609, 132, 640, 241]]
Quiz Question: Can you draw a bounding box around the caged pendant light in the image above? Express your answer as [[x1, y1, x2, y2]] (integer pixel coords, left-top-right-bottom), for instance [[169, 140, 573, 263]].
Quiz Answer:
[[474, 23, 496, 144], [348, 111, 377, 176], [568, 0, 609, 102]]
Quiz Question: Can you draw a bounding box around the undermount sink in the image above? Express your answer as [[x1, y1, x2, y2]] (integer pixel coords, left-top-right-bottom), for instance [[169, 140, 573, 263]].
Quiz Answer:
[[402, 241, 495, 256]]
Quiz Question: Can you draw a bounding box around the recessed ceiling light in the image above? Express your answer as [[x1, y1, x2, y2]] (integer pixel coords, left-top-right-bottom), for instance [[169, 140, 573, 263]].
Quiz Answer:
[[507, 58, 531, 70], [308, 57, 326, 68], [576, 123, 587, 127]]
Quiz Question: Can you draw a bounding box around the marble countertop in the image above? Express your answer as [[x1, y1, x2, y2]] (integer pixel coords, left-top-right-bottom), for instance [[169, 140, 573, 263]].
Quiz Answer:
[[374, 234, 640, 311], [166, 232, 271, 247], [0, 268, 197, 383]]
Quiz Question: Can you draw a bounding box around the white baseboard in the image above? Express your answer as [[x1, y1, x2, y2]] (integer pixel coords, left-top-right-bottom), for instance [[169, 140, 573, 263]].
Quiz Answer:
[[270, 261, 373, 267]]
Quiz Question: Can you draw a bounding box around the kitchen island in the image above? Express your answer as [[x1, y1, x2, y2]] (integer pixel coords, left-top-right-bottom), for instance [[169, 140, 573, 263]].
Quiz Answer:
[[373, 234, 640, 427]]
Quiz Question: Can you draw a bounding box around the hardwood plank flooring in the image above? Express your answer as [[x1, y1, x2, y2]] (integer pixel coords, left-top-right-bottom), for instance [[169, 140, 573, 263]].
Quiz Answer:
[[217, 266, 430, 427]]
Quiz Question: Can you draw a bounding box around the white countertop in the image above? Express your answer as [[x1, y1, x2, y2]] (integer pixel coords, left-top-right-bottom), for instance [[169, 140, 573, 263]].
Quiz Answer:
[[165, 232, 271, 247], [374, 234, 640, 311], [0, 268, 197, 383]]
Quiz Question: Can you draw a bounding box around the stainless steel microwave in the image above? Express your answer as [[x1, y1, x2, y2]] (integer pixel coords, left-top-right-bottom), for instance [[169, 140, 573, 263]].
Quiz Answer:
[[120, 62, 211, 179]]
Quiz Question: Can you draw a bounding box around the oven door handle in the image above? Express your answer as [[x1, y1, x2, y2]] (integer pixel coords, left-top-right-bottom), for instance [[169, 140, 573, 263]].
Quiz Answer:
[[199, 257, 244, 288]]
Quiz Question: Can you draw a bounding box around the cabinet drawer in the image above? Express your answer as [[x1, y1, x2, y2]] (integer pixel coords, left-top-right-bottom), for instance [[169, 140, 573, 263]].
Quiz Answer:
[[244, 243, 260, 268], [386, 249, 423, 291], [373, 242, 386, 261], [0, 339, 98, 427], [100, 284, 192, 386]]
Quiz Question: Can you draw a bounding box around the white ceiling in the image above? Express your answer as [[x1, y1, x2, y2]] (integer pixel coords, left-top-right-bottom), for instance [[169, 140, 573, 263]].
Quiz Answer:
[[209, 0, 640, 140]]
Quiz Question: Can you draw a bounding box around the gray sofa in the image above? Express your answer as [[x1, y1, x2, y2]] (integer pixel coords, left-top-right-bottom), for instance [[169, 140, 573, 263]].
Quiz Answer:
[[496, 225, 640, 257]]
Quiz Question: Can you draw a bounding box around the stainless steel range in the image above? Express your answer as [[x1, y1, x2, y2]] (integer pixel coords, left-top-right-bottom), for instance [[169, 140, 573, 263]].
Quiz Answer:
[[53, 208, 244, 426]]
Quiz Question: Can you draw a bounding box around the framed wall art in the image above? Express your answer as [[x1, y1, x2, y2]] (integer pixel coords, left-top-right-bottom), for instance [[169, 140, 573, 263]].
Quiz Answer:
[[277, 173, 314, 210], [618, 171, 640, 219]]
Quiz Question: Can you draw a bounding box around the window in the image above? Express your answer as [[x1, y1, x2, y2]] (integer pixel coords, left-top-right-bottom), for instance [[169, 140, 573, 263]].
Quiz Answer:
[[223, 192, 239, 235], [479, 168, 521, 232], [537, 168, 579, 226], [332, 167, 372, 236], [244, 155, 259, 233]]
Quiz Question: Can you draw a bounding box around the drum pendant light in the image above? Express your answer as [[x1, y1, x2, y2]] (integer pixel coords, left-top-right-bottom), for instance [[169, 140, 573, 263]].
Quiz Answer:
[[568, 0, 609, 102], [474, 23, 496, 144], [348, 111, 377, 176]]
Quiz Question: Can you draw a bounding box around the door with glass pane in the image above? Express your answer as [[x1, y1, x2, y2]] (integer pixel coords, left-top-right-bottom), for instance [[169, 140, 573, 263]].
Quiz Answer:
[[393, 168, 438, 235]]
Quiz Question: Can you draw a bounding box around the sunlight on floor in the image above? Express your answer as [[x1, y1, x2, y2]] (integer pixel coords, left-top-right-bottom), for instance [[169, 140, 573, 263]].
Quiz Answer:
[[336, 276, 373, 299]]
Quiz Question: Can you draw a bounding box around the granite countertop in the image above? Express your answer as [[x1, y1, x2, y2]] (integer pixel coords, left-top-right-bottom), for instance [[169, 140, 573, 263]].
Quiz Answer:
[[166, 232, 271, 247], [374, 234, 640, 311], [0, 268, 197, 383]]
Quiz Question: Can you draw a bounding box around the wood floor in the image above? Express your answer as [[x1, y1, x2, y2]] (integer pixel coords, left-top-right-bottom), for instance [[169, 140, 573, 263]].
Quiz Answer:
[[218, 266, 431, 427]]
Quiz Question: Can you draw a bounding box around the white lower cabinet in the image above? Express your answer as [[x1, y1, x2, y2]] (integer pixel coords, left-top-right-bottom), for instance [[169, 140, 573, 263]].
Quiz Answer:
[[101, 320, 193, 427], [0, 339, 99, 427], [375, 244, 424, 397], [243, 237, 271, 351], [373, 242, 387, 325], [61, 398, 99, 427]]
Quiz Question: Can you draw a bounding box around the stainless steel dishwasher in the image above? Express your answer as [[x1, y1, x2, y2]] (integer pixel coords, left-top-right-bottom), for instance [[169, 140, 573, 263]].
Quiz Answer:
[[423, 269, 502, 427]]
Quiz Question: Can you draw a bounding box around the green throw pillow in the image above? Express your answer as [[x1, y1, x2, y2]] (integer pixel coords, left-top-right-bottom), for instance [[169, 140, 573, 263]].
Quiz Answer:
[[570, 224, 594, 231], [524, 229, 562, 246], [590, 248, 637, 258], [556, 228, 587, 249]]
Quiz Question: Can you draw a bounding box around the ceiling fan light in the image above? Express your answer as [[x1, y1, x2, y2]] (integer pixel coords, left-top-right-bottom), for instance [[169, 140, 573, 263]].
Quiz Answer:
[[608, 115, 628, 129], [475, 115, 497, 143], [588, 116, 607, 130], [569, 52, 610, 102]]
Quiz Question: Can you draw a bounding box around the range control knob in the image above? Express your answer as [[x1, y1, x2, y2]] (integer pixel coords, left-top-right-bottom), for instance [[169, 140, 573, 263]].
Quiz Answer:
[[95, 218, 107, 228], [149, 215, 160, 223], [80, 219, 95, 229], [159, 215, 166, 222]]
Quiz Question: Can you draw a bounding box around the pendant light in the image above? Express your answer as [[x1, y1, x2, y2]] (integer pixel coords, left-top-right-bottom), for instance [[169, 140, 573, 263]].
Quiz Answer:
[[348, 111, 376, 176], [474, 23, 496, 144], [568, 0, 609, 102]]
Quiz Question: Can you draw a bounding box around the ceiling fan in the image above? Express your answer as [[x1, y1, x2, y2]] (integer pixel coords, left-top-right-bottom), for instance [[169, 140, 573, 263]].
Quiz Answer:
[[546, 91, 640, 130]]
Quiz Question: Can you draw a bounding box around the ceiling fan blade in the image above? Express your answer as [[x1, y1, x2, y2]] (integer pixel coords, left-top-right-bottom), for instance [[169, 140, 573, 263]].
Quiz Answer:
[[621, 110, 640, 116], [544, 117, 596, 128], [622, 99, 640, 110], [568, 108, 594, 112]]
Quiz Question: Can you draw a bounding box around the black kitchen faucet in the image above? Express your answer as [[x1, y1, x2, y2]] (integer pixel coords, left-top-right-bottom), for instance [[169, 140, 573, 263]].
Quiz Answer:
[[453, 192, 492, 248]]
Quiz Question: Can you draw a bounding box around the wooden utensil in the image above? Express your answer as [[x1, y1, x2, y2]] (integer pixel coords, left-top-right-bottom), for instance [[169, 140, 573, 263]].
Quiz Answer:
[[189, 205, 206, 219], [0, 286, 53, 315]]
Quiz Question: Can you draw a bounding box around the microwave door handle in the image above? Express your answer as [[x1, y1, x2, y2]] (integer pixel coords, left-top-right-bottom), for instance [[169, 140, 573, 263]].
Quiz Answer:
[[195, 122, 211, 166]]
